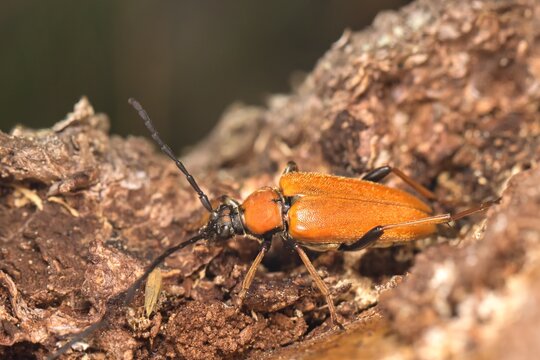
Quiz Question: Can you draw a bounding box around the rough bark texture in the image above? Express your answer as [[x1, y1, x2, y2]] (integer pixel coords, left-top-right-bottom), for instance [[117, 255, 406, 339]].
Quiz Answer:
[[1, 0, 539, 359]]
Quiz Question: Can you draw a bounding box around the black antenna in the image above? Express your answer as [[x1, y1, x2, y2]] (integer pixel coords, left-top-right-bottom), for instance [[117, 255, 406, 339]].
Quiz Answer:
[[48, 233, 206, 360], [123, 233, 206, 304], [128, 98, 213, 212]]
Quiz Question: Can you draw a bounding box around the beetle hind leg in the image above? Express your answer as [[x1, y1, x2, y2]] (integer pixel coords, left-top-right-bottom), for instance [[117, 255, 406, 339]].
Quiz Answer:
[[361, 166, 392, 183], [362, 166, 437, 201], [338, 226, 384, 251], [340, 198, 499, 250]]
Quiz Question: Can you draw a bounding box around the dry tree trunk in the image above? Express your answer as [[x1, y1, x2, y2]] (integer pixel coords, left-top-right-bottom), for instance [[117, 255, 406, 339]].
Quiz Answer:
[[1, 0, 539, 359]]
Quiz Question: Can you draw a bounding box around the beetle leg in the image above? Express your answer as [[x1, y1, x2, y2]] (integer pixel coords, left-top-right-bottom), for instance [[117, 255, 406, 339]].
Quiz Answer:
[[341, 199, 500, 251], [362, 166, 437, 201], [282, 161, 299, 174], [338, 226, 384, 251], [382, 198, 499, 229], [236, 237, 272, 308], [361, 166, 392, 182], [290, 239, 343, 329]]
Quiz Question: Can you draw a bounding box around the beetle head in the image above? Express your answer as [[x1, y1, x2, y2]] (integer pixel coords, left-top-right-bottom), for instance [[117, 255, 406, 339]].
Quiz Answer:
[[205, 200, 245, 240]]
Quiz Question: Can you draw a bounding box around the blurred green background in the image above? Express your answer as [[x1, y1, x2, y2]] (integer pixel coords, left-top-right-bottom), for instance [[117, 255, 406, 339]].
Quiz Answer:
[[0, 1, 409, 152]]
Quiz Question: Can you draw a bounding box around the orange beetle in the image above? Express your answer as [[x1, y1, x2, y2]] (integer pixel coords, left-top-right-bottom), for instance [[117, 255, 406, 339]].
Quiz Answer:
[[125, 98, 497, 326], [51, 99, 498, 358]]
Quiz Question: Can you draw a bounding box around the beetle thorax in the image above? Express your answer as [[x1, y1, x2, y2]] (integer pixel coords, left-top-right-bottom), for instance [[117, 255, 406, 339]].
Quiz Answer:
[[241, 187, 284, 236]]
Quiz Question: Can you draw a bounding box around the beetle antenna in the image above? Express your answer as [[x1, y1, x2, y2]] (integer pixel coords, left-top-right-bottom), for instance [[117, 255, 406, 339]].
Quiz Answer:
[[128, 98, 213, 212], [48, 233, 206, 360]]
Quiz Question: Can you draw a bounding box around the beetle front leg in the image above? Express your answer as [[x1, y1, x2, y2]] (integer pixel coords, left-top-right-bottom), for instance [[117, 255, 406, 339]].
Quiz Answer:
[[236, 237, 272, 308]]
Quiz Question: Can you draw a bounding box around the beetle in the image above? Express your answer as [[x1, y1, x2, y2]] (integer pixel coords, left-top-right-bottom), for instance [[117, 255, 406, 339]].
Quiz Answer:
[[126, 98, 498, 325], [50, 98, 498, 358]]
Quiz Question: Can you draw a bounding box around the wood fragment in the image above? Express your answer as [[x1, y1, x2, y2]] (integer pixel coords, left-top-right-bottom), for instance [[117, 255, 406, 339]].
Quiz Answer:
[[144, 268, 162, 317]]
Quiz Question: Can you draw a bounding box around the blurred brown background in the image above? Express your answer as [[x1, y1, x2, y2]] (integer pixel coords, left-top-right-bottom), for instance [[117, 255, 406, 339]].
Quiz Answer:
[[0, 1, 409, 152]]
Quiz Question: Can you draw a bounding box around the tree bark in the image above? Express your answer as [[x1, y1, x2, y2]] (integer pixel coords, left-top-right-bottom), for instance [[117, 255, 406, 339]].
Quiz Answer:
[[1, 0, 539, 358]]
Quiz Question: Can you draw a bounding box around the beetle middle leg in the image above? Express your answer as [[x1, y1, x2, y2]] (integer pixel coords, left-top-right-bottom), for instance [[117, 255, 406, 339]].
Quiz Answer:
[[362, 166, 437, 201], [236, 236, 272, 307], [284, 236, 343, 329]]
